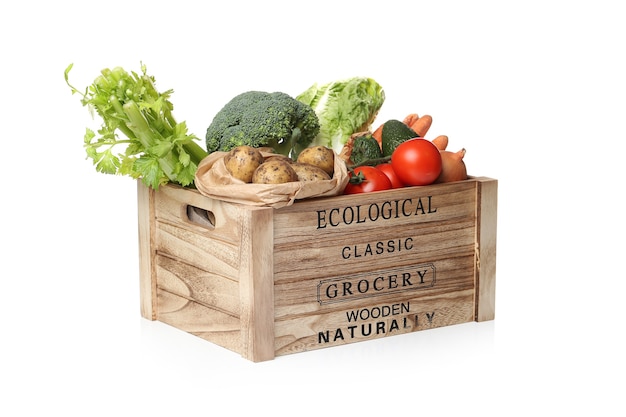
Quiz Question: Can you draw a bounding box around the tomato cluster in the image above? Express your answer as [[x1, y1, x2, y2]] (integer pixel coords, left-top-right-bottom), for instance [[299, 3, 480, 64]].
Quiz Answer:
[[344, 138, 442, 194]]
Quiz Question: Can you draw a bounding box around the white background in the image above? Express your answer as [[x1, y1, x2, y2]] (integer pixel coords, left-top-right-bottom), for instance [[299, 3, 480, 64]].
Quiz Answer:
[[2, 1, 624, 415]]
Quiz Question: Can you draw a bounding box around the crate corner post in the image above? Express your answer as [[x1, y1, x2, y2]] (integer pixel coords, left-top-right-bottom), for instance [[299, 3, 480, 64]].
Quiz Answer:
[[137, 180, 157, 321], [239, 206, 276, 362], [475, 177, 498, 322]]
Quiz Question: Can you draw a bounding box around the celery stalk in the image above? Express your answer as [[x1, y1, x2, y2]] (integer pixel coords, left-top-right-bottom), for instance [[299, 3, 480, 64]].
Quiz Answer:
[[65, 63, 208, 189]]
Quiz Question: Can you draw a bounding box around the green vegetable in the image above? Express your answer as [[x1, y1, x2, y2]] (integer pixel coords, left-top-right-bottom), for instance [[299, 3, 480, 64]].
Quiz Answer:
[[64, 63, 208, 190], [350, 134, 383, 165], [381, 119, 418, 157], [296, 77, 385, 154], [205, 91, 320, 159]]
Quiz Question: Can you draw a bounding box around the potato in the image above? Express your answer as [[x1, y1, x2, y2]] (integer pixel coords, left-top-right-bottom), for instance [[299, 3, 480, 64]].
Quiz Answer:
[[224, 145, 265, 183], [252, 159, 299, 184], [296, 146, 335, 176], [292, 162, 331, 182], [263, 154, 294, 164]]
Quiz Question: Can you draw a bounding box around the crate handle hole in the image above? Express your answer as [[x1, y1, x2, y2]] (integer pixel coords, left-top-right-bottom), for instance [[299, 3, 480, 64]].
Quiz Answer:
[[186, 205, 215, 229]]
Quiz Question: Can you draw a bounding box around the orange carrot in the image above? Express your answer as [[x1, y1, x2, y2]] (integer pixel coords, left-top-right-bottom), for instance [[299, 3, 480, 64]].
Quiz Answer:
[[372, 123, 384, 149], [410, 114, 432, 137], [402, 113, 420, 127], [432, 135, 449, 151]]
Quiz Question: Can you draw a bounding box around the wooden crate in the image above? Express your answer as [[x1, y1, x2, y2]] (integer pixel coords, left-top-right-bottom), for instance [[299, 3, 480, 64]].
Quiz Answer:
[[137, 177, 497, 362]]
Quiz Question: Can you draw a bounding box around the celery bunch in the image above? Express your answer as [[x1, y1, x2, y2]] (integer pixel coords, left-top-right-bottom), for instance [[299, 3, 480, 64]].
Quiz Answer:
[[65, 63, 208, 189]]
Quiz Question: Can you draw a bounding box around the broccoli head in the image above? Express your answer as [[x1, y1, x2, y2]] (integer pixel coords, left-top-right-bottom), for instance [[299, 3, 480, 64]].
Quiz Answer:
[[205, 91, 320, 158]]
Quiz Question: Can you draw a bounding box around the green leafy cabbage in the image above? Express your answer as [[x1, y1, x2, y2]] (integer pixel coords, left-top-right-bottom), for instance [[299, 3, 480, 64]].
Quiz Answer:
[[296, 77, 385, 154]]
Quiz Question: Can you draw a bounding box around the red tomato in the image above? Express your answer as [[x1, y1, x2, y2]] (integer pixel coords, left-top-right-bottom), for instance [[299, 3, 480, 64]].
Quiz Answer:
[[376, 163, 404, 189], [344, 166, 392, 194], [391, 138, 442, 186]]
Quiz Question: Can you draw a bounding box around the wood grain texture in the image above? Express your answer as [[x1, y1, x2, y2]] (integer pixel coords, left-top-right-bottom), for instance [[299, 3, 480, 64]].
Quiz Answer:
[[156, 254, 240, 316], [475, 177, 498, 321], [136, 177, 498, 361], [144, 183, 276, 361], [157, 289, 241, 353], [237, 207, 275, 362], [268, 180, 484, 355], [275, 289, 475, 356], [137, 181, 156, 320]]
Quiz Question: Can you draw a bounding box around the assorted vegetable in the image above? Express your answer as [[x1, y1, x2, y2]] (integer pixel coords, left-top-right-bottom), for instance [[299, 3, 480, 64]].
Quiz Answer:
[[436, 148, 467, 184], [390, 139, 442, 186], [296, 77, 385, 154], [404, 114, 432, 137], [432, 135, 449, 151], [64, 63, 208, 190], [220, 144, 336, 185], [223, 145, 265, 183], [381, 119, 418, 157], [344, 166, 392, 195], [296, 146, 335, 176], [339, 111, 470, 193], [252, 158, 299, 184], [350, 133, 383, 165], [205, 91, 320, 159], [68, 64, 473, 198], [291, 163, 332, 182], [375, 163, 404, 189]]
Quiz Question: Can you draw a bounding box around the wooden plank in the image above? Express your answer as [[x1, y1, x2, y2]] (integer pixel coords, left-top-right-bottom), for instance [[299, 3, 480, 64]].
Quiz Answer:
[[238, 207, 275, 362], [156, 254, 240, 316], [272, 181, 478, 282], [475, 177, 498, 321], [273, 252, 475, 317], [156, 289, 241, 354], [155, 185, 243, 245], [275, 289, 475, 356], [137, 181, 157, 320], [155, 221, 240, 279], [272, 251, 475, 355]]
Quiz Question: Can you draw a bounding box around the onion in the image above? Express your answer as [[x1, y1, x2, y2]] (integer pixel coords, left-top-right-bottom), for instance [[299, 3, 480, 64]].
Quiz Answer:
[[435, 148, 467, 183]]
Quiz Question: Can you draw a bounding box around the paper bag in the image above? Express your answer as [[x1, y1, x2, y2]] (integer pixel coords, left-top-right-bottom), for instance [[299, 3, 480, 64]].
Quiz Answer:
[[194, 151, 349, 208]]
